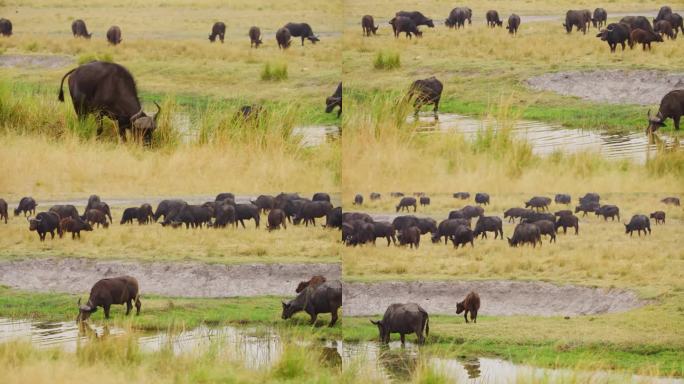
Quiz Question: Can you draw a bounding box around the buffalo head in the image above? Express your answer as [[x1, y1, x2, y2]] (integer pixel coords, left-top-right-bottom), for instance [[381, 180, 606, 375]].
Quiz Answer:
[[455, 301, 466, 314], [27, 216, 40, 230], [647, 109, 666, 133], [281, 301, 296, 319], [425, 19, 435, 28], [370, 319, 388, 343], [76, 298, 97, 322], [130, 101, 161, 144], [307, 35, 320, 44]]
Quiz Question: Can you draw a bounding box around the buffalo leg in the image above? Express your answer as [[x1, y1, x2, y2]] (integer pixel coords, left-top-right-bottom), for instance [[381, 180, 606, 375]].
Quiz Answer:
[[125, 300, 132, 315], [135, 297, 141, 315], [472, 310, 477, 323], [400, 334, 405, 345], [329, 310, 338, 327], [309, 313, 318, 325], [674, 116, 680, 131], [464, 311, 469, 323], [104, 305, 111, 319], [433, 99, 440, 119]]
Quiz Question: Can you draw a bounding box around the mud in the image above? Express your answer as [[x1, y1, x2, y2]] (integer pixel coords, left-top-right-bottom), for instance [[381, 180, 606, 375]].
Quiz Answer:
[[344, 280, 647, 317], [526, 70, 684, 105], [0, 258, 340, 297], [0, 54, 73, 69]]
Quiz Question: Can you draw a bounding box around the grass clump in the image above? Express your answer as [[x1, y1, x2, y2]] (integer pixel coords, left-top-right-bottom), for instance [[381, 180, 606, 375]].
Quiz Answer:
[[77, 52, 114, 65], [373, 50, 400, 70], [261, 62, 288, 81]]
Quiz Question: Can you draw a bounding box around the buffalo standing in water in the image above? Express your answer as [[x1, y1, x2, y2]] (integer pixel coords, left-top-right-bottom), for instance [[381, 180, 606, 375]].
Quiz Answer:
[[106, 26, 122, 45], [371, 303, 430, 345], [282, 280, 341, 326], [72, 19, 92, 39], [58, 61, 161, 145], [209, 22, 226, 43], [326, 83, 342, 117], [647, 90, 684, 132], [77, 276, 141, 321], [408, 77, 443, 119]]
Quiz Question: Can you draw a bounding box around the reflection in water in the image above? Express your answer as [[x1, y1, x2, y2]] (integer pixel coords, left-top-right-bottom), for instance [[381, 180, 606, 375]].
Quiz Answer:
[[462, 358, 482, 379], [413, 113, 682, 164]]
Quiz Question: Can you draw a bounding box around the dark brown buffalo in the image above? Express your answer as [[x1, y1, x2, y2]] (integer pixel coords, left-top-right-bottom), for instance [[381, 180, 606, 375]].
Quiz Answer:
[[398, 226, 421, 248], [213, 203, 236, 228], [344, 219, 374, 246], [362, 15, 379, 36], [59, 217, 93, 239], [597, 23, 632, 52], [661, 196, 680, 206], [326, 82, 342, 117], [234, 204, 260, 228], [620, 16, 654, 33], [370, 192, 382, 200], [215, 192, 235, 202], [137, 203, 153, 224], [473, 216, 503, 239], [28, 211, 60, 241], [575, 201, 600, 216], [579, 192, 600, 205], [415, 217, 437, 234], [460, 205, 485, 220], [371, 303, 429, 345], [647, 90, 684, 132], [554, 194, 572, 204], [419, 196, 430, 206], [58, 61, 161, 144], [629, 28, 663, 50], [521, 211, 555, 224], [395, 10, 434, 31], [431, 218, 469, 244], [507, 14, 521, 35], [294, 201, 333, 226], [555, 214, 579, 234], [390, 192, 405, 198], [372, 222, 396, 246], [650, 211, 666, 224], [532, 220, 556, 243], [592, 8, 607, 29], [0, 18, 13, 36], [453, 192, 470, 200], [267, 209, 287, 230], [625, 214, 651, 236], [504, 207, 533, 223], [85, 202, 112, 224], [312, 192, 331, 202], [446, 7, 470, 29], [106, 25, 122, 45], [325, 206, 342, 229], [251, 194, 276, 214], [396, 196, 417, 212], [486, 10, 503, 28], [284, 23, 319, 45], [564, 10, 588, 34], [0, 198, 7, 223], [475, 193, 490, 205], [85, 209, 109, 228], [456, 291, 480, 323], [282, 280, 341, 327], [249, 26, 262, 48], [654, 20, 675, 39], [595, 205, 620, 221], [555, 209, 573, 217], [508, 222, 542, 247], [153, 199, 187, 222], [354, 193, 364, 205], [661, 13, 683, 36], [451, 225, 474, 248], [71, 19, 92, 39], [655, 6, 673, 22], [209, 21, 225, 43], [391, 16, 422, 38], [276, 27, 291, 49], [408, 77, 443, 118], [295, 275, 326, 293], [77, 276, 141, 321], [525, 196, 551, 211], [120, 207, 139, 225], [49, 204, 80, 220], [15, 197, 37, 216]]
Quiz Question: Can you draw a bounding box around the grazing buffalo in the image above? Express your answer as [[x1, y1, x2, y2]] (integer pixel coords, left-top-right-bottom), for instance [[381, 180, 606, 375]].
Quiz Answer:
[[564, 10, 588, 34], [554, 194, 571, 204], [281, 198, 309, 223], [579, 193, 600, 205], [312, 192, 331, 202], [120, 207, 139, 225], [209, 22, 226, 43], [456, 291, 480, 323], [555, 210, 573, 217], [647, 90, 683, 132], [72, 19, 92, 39], [391, 215, 418, 231], [661, 197, 680, 206], [28, 212, 60, 241], [153, 199, 187, 222], [446, 7, 470, 29], [353, 194, 363, 205], [504, 207, 532, 223], [326, 82, 342, 117], [85, 202, 112, 224], [473, 216, 503, 239], [655, 6, 673, 22], [137, 204, 153, 224], [629, 28, 663, 50], [294, 201, 333, 227], [267, 209, 287, 230], [251, 195, 276, 214], [284, 23, 319, 45], [85, 209, 108, 228], [362, 15, 379, 36], [396, 197, 417, 212], [395, 11, 434, 30], [249, 26, 263, 48], [295, 275, 327, 293], [661, 13, 683, 37], [415, 217, 437, 235], [14, 197, 37, 216], [625, 215, 651, 236], [419, 196, 430, 206], [596, 23, 632, 52], [0, 198, 7, 223], [0, 18, 12, 37], [650, 211, 666, 224], [508, 222, 542, 247], [398, 226, 421, 248], [595, 205, 620, 221], [77, 276, 141, 321], [391, 16, 422, 38], [507, 14, 521, 35], [216, 192, 235, 202], [58, 61, 161, 145], [592, 8, 607, 29], [453, 192, 470, 200], [282, 280, 342, 327], [276, 27, 291, 49], [532, 220, 556, 243], [654, 20, 675, 39], [372, 222, 396, 246], [235, 204, 260, 228], [555, 214, 579, 234], [431, 219, 469, 244], [575, 201, 600, 216], [525, 196, 551, 211], [213, 203, 236, 228], [59, 217, 93, 239], [486, 10, 503, 28], [371, 303, 429, 345], [370, 192, 382, 200], [522, 211, 555, 224], [475, 193, 490, 205], [49, 204, 80, 220], [620, 16, 654, 33], [451, 225, 475, 248], [408, 77, 443, 118], [345, 219, 374, 246], [459, 205, 485, 220], [106, 26, 122, 45]]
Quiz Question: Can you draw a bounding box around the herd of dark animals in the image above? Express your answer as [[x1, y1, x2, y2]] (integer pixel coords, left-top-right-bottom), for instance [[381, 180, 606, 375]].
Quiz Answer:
[[1, 192, 342, 241], [343, 192, 679, 249]]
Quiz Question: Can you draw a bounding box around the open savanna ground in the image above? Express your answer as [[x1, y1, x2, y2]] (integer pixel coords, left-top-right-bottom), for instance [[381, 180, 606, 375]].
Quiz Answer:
[[343, 2, 684, 132]]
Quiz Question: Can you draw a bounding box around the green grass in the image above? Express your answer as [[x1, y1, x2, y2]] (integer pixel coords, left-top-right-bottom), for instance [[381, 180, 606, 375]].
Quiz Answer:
[[373, 51, 400, 70], [261, 62, 288, 81]]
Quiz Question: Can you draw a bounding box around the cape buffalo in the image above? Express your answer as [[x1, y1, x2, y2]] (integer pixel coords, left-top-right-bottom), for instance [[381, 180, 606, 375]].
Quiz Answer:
[[391, 16, 422, 38], [473, 216, 503, 239], [72, 19, 92, 39], [353, 194, 363, 205], [372, 222, 396, 246], [661, 13, 683, 37], [398, 226, 421, 248], [28, 212, 60, 241], [564, 10, 588, 34], [137, 204, 153, 224], [294, 201, 332, 226], [0, 199, 7, 223], [213, 203, 236, 228], [456, 291, 480, 323], [267, 209, 287, 230], [325, 206, 342, 229], [326, 82, 342, 117], [251, 195, 276, 214], [153, 199, 188, 222], [579, 193, 600, 205], [554, 194, 571, 204], [0, 18, 12, 37], [592, 8, 607, 29], [371, 303, 429, 344], [282, 280, 341, 327], [508, 222, 542, 247], [396, 197, 417, 212], [650, 211, 666, 224], [419, 196, 430, 206], [49, 204, 80, 220], [620, 16, 654, 33], [655, 6, 673, 23], [106, 26, 122, 45], [59, 217, 93, 239], [209, 22, 225, 43], [504, 207, 532, 223], [475, 193, 490, 205], [654, 20, 675, 39], [522, 211, 555, 224], [525, 196, 551, 211], [313, 192, 331, 202], [647, 90, 683, 132], [532, 220, 556, 243], [14, 197, 37, 216], [370, 192, 382, 200], [625, 214, 651, 236], [249, 26, 262, 48], [276, 27, 291, 49], [58, 61, 161, 145], [446, 7, 469, 29], [661, 197, 680, 206], [555, 214, 579, 234], [486, 10, 503, 28], [595, 205, 620, 221], [395, 11, 434, 29], [507, 14, 521, 35], [216, 192, 235, 202], [345, 219, 374, 246], [391, 215, 418, 231], [84, 202, 112, 224], [77, 276, 141, 321], [453, 192, 470, 199], [460, 205, 485, 220], [235, 204, 260, 228], [408, 77, 443, 118], [431, 218, 469, 244], [597, 23, 632, 52], [284, 23, 319, 45], [451, 225, 474, 248], [415, 217, 437, 234], [575, 201, 600, 216], [362, 15, 379, 36], [629, 28, 663, 50], [85, 209, 108, 228], [120, 207, 139, 225]]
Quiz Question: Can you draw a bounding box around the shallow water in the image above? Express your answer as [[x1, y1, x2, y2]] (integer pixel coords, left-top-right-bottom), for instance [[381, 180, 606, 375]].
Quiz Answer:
[[414, 112, 681, 164], [1, 318, 681, 383]]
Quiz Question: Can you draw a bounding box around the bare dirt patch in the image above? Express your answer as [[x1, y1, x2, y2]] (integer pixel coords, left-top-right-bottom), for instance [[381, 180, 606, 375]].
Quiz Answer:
[[0, 258, 340, 297], [526, 70, 684, 105], [0, 54, 73, 69], [344, 280, 647, 317]]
